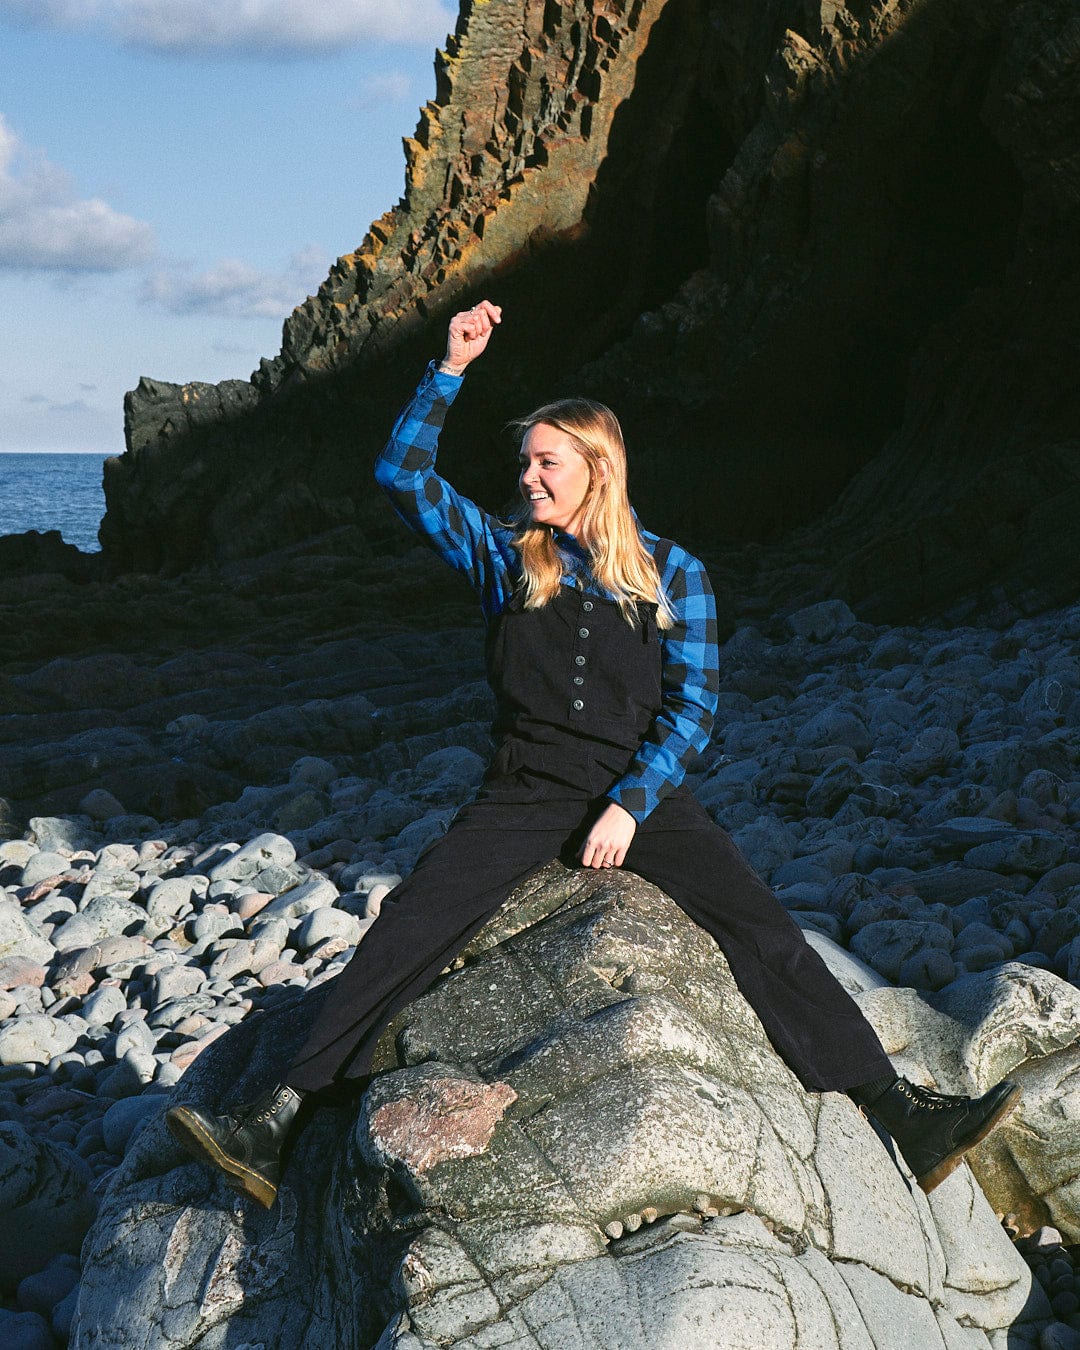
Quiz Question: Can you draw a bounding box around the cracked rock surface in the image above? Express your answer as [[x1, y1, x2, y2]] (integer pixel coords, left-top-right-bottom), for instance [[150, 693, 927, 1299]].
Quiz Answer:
[[73, 865, 1061, 1348]]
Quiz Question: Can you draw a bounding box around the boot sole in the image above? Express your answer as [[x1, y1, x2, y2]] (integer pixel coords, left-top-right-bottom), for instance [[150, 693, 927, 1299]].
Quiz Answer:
[[166, 1106, 277, 1209], [917, 1083, 1022, 1194]]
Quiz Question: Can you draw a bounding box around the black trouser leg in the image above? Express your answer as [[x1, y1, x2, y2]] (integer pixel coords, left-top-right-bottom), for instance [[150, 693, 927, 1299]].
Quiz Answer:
[[624, 793, 894, 1092], [285, 799, 585, 1093]]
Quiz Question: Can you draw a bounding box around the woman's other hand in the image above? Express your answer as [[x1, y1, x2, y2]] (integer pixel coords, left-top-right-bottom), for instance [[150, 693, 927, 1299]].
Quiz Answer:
[[441, 300, 502, 373], [579, 801, 637, 869]]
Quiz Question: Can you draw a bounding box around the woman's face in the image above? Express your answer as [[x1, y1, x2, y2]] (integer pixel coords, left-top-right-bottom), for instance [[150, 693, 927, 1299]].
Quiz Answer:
[[518, 423, 601, 537]]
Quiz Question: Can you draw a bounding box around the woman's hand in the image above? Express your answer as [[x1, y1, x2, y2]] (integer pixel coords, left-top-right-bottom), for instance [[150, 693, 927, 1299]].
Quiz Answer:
[[579, 801, 637, 870], [442, 300, 502, 372]]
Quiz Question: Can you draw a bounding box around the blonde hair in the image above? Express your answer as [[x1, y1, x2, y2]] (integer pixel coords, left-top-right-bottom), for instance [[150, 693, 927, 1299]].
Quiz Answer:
[[504, 398, 676, 630]]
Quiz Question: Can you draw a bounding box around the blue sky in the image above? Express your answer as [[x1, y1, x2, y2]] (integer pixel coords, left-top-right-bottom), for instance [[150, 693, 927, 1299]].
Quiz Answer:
[[0, 0, 458, 452]]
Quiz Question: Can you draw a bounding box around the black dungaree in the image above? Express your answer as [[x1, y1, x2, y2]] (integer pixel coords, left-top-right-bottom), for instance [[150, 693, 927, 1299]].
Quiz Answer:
[[286, 583, 893, 1094]]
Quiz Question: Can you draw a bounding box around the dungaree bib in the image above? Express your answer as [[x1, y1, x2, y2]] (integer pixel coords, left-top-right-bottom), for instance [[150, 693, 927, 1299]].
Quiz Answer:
[[479, 581, 672, 804]]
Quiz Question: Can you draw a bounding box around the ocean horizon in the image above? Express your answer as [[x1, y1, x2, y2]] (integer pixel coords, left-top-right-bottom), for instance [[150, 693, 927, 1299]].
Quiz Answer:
[[0, 451, 111, 554]]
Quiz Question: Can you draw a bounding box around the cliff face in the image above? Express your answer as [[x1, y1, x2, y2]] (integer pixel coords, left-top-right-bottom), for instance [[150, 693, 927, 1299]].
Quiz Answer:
[[101, 0, 1080, 623]]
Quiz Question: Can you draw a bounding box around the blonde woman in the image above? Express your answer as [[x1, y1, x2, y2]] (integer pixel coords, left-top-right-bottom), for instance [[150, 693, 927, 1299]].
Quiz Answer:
[[168, 300, 1019, 1207]]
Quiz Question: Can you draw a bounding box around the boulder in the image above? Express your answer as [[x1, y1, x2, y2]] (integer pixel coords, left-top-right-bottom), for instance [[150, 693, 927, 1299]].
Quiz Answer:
[[52, 895, 148, 953], [0, 898, 54, 966], [75, 866, 1050, 1348], [0, 1122, 96, 1285], [0, 1014, 79, 1066]]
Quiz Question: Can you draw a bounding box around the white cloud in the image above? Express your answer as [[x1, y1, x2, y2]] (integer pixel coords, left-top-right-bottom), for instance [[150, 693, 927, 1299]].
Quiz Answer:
[[357, 70, 413, 101], [22, 392, 94, 414], [0, 0, 456, 55], [142, 245, 328, 319], [346, 68, 414, 112], [0, 114, 154, 271]]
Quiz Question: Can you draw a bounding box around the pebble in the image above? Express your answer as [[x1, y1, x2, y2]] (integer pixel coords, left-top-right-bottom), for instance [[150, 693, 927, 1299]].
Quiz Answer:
[[0, 1309, 54, 1350]]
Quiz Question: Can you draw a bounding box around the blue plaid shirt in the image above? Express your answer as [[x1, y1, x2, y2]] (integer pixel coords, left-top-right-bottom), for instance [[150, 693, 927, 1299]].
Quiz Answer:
[[375, 360, 720, 822]]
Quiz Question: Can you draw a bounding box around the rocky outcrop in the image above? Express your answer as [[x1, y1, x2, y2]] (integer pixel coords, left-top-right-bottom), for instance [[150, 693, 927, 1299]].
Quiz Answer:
[[72, 864, 1071, 1348], [97, 0, 1080, 623]]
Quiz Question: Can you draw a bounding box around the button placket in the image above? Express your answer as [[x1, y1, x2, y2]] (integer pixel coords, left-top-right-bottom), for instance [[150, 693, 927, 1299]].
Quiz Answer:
[[571, 605, 590, 714]]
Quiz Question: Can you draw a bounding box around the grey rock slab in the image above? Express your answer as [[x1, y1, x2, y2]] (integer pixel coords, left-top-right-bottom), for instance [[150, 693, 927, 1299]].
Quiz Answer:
[[79, 788, 126, 821], [80, 985, 128, 1028], [51, 936, 151, 998], [16, 1251, 80, 1316], [0, 898, 55, 965], [24, 893, 77, 928], [28, 816, 101, 853], [81, 867, 141, 906], [115, 1020, 156, 1059], [0, 1309, 54, 1350], [0, 840, 37, 866], [927, 1164, 1046, 1327], [101, 1094, 165, 1155], [259, 876, 339, 922], [968, 1041, 1080, 1244], [785, 599, 857, 642], [294, 907, 362, 951], [94, 843, 140, 871], [850, 919, 953, 982], [965, 832, 1069, 876], [145, 875, 207, 922], [52, 895, 148, 953], [0, 1120, 95, 1284], [208, 831, 297, 884], [149, 964, 207, 1005], [20, 850, 73, 888], [0, 954, 48, 989], [207, 939, 258, 981], [0, 1013, 79, 1066]]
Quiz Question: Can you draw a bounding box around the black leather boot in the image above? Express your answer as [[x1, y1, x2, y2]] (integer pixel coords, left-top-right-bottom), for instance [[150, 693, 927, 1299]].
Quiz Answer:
[[848, 1075, 1021, 1193], [166, 1083, 305, 1208]]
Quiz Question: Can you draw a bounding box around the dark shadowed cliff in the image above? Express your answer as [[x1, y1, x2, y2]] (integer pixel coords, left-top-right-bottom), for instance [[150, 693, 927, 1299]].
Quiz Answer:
[[98, 0, 1079, 624]]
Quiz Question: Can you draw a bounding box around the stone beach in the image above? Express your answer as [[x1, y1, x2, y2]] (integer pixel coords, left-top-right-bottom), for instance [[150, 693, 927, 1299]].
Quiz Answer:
[[1, 570, 1080, 1344]]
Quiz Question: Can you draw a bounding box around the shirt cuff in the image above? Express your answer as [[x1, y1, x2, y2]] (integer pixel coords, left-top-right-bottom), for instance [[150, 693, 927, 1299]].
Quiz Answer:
[[423, 358, 466, 398], [605, 786, 653, 826]]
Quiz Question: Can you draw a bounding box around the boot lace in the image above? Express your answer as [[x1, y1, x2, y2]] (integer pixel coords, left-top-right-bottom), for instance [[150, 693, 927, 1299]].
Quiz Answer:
[[899, 1081, 965, 1111]]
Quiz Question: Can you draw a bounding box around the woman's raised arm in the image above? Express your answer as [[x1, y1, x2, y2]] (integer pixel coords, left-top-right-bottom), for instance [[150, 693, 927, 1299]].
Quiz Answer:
[[374, 302, 513, 609]]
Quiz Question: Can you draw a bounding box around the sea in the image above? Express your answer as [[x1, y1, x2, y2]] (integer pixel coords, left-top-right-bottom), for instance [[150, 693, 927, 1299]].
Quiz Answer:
[[0, 452, 111, 554]]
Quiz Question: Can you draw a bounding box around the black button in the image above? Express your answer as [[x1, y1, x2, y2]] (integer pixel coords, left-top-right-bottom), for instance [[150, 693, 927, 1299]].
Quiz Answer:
[[572, 698, 584, 710], [582, 600, 593, 612], [575, 655, 585, 666], [579, 627, 589, 638], [573, 676, 584, 686]]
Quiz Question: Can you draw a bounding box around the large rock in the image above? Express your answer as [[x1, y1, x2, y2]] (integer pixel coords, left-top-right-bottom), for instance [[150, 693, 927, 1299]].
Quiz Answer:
[[74, 866, 1049, 1348], [0, 898, 54, 966], [0, 1123, 96, 1286]]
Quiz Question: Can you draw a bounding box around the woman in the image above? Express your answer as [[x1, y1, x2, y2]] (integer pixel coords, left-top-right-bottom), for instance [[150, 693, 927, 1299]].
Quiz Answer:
[[167, 300, 1020, 1207]]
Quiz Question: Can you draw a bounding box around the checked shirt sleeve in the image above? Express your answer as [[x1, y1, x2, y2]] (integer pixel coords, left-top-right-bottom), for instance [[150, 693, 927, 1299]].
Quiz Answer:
[[605, 546, 720, 824], [374, 360, 513, 608]]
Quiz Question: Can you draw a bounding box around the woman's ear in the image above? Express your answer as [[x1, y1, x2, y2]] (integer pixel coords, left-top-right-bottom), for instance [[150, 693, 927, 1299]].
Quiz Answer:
[[595, 459, 610, 485]]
